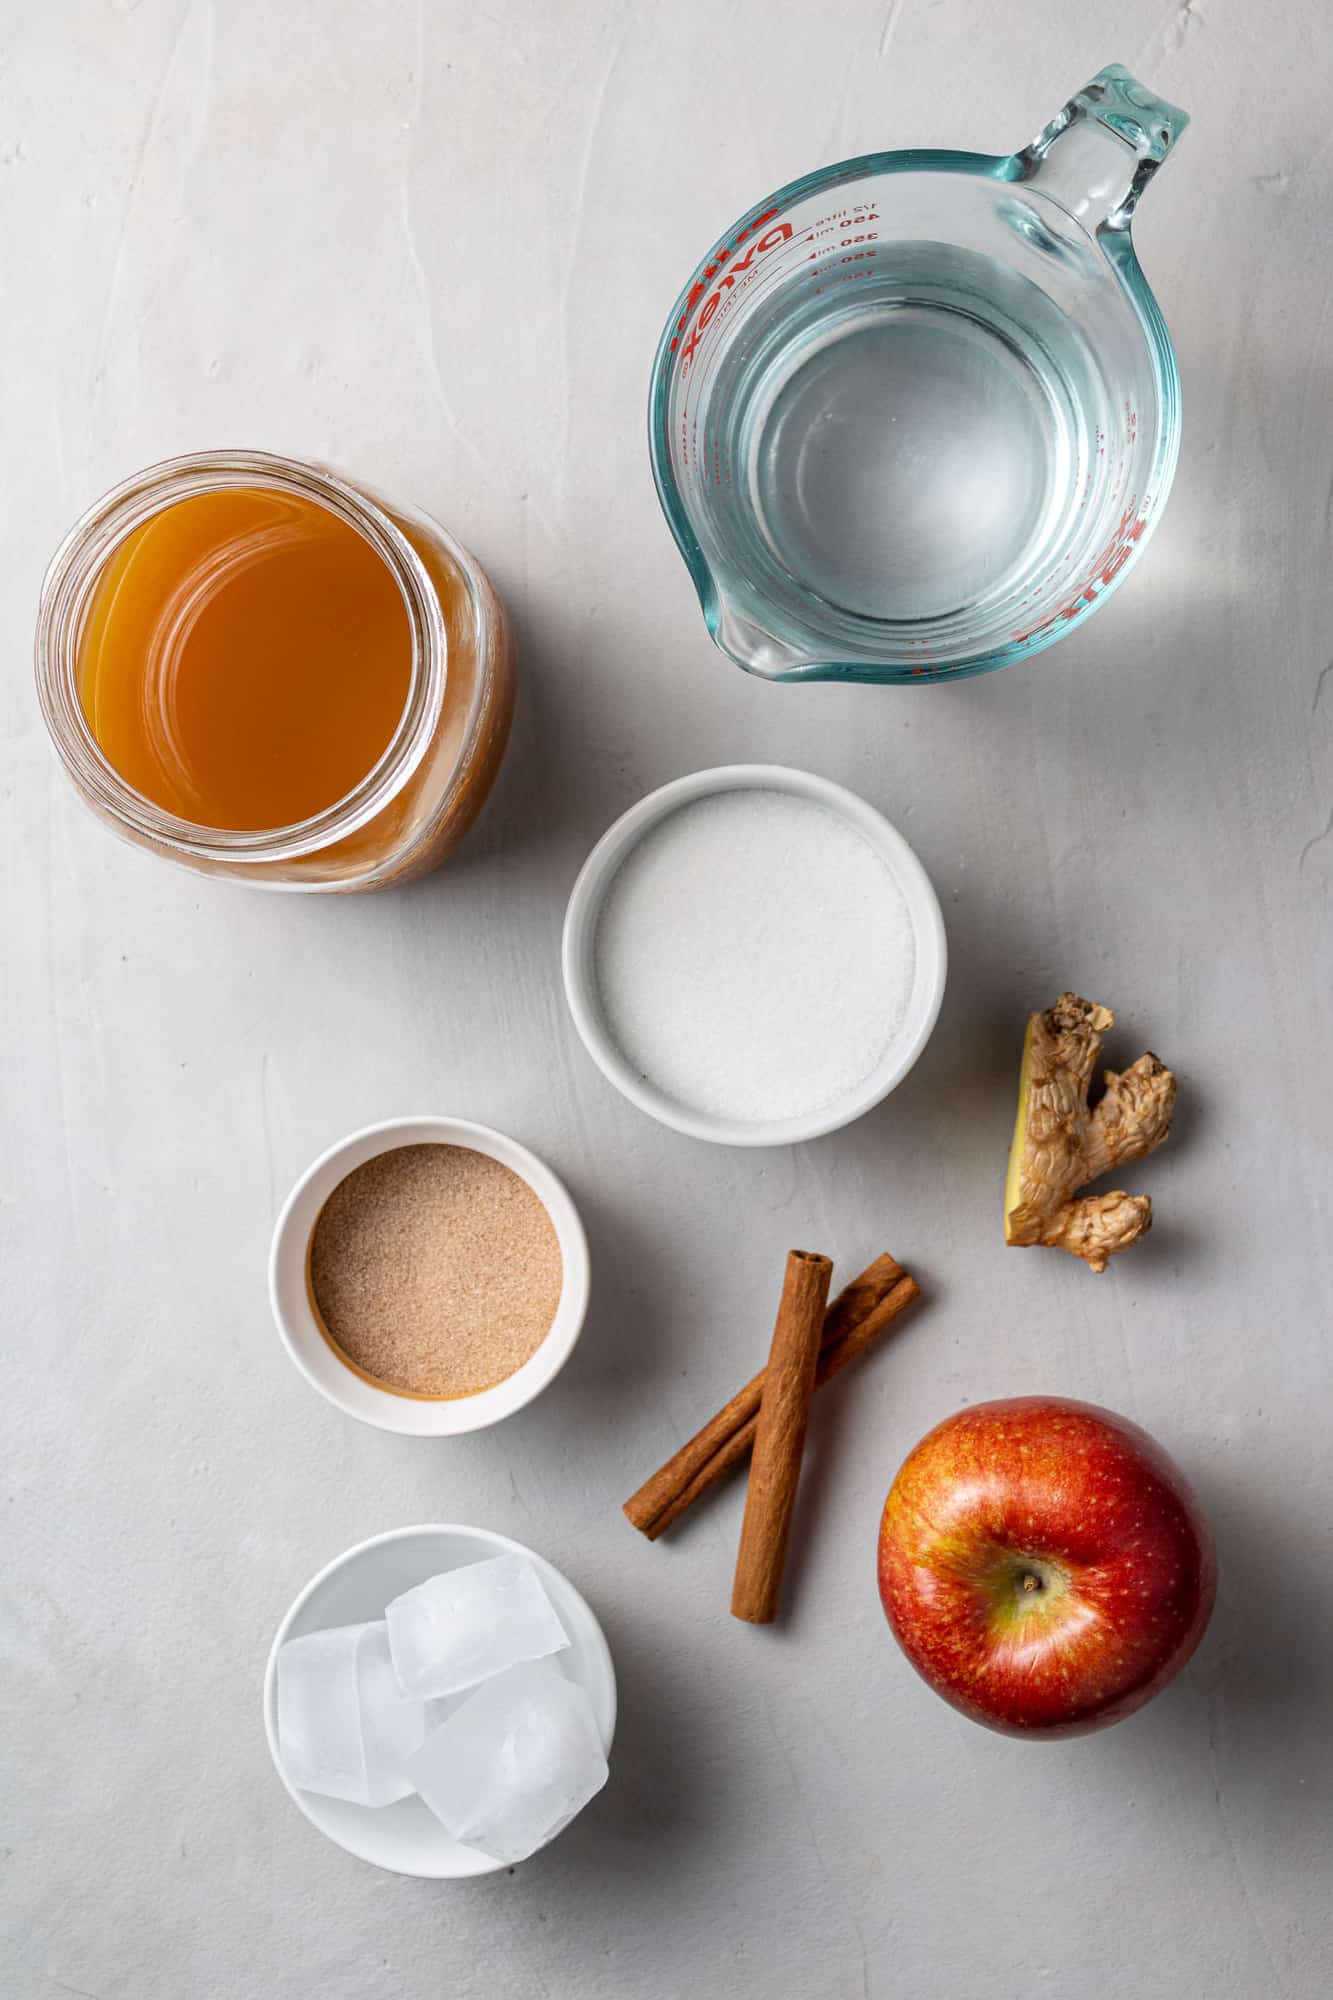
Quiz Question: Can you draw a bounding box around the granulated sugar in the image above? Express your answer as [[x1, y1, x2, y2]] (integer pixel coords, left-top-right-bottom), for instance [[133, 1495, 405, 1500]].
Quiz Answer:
[[309, 1145, 563, 1398], [592, 788, 915, 1125]]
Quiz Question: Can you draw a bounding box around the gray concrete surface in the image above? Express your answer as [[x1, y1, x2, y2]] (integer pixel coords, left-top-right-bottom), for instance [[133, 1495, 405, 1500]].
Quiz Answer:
[[5, 3, 1331, 1996]]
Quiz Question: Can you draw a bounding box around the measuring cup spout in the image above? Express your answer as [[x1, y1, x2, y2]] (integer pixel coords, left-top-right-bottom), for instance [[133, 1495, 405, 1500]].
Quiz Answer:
[[710, 587, 812, 680], [1018, 64, 1189, 234]]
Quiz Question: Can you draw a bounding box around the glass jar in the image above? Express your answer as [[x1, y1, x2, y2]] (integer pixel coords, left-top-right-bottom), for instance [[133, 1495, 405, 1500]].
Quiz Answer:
[[35, 450, 515, 890]]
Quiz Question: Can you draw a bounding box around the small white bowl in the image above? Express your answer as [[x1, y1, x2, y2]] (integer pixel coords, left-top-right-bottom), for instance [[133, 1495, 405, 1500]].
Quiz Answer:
[[263, 1524, 617, 1878], [561, 765, 947, 1147], [269, 1117, 590, 1435]]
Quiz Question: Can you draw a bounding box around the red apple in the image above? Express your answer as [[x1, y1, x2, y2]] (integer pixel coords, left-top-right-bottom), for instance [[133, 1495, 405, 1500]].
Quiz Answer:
[[878, 1397, 1215, 1737]]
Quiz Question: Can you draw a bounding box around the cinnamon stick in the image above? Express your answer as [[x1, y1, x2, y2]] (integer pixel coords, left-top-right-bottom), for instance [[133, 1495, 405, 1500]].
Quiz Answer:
[[623, 1253, 902, 1538], [620, 1248, 904, 1544], [640, 1269, 920, 1539], [731, 1249, 832, 1625]]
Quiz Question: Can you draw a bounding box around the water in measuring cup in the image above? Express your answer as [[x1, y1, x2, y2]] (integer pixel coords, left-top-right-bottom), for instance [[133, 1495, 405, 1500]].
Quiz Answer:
[[719, 243, 1107, 630]]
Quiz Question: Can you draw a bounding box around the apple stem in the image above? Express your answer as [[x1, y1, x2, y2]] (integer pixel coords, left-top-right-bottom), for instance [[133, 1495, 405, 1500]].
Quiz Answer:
[[1021, 1571, 1042, 1593]]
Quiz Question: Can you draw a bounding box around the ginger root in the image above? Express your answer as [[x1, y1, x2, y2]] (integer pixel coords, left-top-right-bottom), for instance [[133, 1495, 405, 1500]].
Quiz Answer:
[[1004, 993, 1176, 1273]]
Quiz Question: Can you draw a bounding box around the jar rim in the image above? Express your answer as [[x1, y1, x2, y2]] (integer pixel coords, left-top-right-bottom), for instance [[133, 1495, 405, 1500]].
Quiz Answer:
[[34, 448, 448, 861]]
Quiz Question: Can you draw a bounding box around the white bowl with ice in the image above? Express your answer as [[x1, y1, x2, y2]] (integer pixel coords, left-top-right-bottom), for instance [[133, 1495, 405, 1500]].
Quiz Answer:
[[263, 1525, 616, 1877]]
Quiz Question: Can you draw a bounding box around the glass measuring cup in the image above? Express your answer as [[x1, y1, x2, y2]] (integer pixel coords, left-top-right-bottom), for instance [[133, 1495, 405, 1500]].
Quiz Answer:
[[648, 65, 1188, 683]]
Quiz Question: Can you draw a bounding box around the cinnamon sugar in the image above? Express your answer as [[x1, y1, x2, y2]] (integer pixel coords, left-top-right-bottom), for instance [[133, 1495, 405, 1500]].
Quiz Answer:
[[308, 1144, 563, 1399]]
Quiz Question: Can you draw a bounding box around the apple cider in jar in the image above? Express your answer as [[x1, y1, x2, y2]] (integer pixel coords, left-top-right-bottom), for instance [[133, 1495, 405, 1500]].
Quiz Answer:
[[36, 451, 515, 889]]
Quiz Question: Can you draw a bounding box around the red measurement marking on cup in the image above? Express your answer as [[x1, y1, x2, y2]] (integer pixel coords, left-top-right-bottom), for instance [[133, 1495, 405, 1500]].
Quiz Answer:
[[672, 203, 883, 490], [810, 250, 879, 295], [671, 212, 791, 363], [678, 244, 817, 481], [1010, 504, 1146, 645], [670, 207, 881, 370]]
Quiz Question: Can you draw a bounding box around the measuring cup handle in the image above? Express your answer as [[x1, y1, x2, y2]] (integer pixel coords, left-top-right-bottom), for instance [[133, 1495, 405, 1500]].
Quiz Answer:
[[1019, 64, 1189, 232]]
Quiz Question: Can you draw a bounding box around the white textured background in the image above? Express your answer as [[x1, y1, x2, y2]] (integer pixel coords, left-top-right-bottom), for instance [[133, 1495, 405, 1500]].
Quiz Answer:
[[5, 4, 1332, 1997]]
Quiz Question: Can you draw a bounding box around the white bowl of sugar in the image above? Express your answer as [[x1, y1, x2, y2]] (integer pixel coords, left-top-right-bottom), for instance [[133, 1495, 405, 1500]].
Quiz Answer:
[[561, 766, 946, 1147]]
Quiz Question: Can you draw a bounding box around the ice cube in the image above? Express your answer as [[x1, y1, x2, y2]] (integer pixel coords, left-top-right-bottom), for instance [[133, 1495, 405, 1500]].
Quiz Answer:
[[385, 1556, 569, 1700], [409, 1658, 608, 1863], [277, 1621, 429, 1807], [356, 1624, 434, 1803]]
